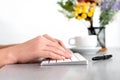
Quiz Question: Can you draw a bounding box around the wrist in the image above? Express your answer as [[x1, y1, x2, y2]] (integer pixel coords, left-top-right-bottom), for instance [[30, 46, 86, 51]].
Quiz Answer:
[[7, 50, 18, 64], [0, 47, 18, 67]]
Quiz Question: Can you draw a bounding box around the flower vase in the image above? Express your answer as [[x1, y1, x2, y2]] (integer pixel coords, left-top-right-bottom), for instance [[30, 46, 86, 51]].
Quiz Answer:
[[88, 27, 107, 52]]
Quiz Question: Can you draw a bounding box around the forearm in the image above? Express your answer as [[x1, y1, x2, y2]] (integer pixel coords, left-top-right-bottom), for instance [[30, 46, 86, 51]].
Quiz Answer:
[[0, 48, 17, 68], [0, 51, 9, 68], [0, 44, 17, 49]]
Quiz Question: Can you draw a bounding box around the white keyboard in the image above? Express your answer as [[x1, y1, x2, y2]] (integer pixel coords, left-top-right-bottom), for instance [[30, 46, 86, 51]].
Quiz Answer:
[[40, 53, 88, 66]]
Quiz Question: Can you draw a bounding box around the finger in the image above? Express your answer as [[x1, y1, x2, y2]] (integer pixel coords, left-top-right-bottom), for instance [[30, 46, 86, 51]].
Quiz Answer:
[[43, 34, 70, 53], [45, 45, 71, 58], [38, 51, 65, 60], [55, 39, 72, 54], [43, 34, 71, 58], [54, 39, 72, 57], [43, 34, 69, 50], [43, 34, 57, 42], [43, 34, 72, 57], [43, 34, 66, 52]]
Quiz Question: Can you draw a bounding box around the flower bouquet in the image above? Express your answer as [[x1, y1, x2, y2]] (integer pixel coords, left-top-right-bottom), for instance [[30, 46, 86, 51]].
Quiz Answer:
[[57, 0, 120, 52], [98, 0, 120, 52], [57, 0, 99, 48]]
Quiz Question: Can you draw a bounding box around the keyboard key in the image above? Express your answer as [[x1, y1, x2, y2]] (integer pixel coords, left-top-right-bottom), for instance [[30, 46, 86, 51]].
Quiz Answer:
[[49, 60, 57, 64], [74, 53, 86, 61], [71, 54, 80, 61]]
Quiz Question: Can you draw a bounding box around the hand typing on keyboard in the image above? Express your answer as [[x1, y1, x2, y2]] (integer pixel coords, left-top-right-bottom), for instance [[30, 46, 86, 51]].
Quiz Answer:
[[40, 53, 88, 66]]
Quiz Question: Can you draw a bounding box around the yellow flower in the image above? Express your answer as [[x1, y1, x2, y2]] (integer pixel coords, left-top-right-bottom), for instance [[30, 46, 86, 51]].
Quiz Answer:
[[76, 2, 81, 8], [87, 12, 93, 17], [81, 2, 86, 6], [90, 8, 95, 13], [73, 11, 78, 17], [81, 13, 87, 19], [86, 2, 90, 6], [76, 16, 82, 20], [82, 7, 87, 13], [77, 8, 82, 14], [58, 0, 97, 21]]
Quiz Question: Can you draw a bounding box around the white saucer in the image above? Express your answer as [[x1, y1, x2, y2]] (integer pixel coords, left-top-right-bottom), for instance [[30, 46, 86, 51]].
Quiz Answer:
[[70, 47, 101, 54]]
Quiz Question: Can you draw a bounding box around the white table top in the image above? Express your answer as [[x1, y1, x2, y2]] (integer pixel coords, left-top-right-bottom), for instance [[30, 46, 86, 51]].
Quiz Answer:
[[0, 48, 120, 80]]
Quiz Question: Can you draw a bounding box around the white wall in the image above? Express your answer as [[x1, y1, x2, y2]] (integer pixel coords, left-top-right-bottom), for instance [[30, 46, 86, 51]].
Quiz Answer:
[[0, 0, 120, 48]]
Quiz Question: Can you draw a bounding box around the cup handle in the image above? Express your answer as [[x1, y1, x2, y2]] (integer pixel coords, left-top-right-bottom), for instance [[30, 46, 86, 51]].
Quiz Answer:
[[68, 38, 75, 46]]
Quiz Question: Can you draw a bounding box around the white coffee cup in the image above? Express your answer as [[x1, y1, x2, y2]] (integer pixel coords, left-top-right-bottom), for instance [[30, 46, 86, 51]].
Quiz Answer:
[[68, 35, 97, 48]]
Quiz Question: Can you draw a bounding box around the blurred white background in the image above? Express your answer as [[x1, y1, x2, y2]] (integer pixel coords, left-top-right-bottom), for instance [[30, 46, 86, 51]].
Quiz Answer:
[[0, 0, 120, 48]]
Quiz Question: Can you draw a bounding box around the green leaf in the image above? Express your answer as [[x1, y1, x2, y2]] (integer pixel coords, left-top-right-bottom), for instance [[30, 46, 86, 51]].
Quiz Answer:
[[57, 0, 75, 13], [58, 10, 74, 19]]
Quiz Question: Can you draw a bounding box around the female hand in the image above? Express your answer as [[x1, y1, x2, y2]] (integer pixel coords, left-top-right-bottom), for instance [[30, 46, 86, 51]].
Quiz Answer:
[[8, 34, 72, 63]]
